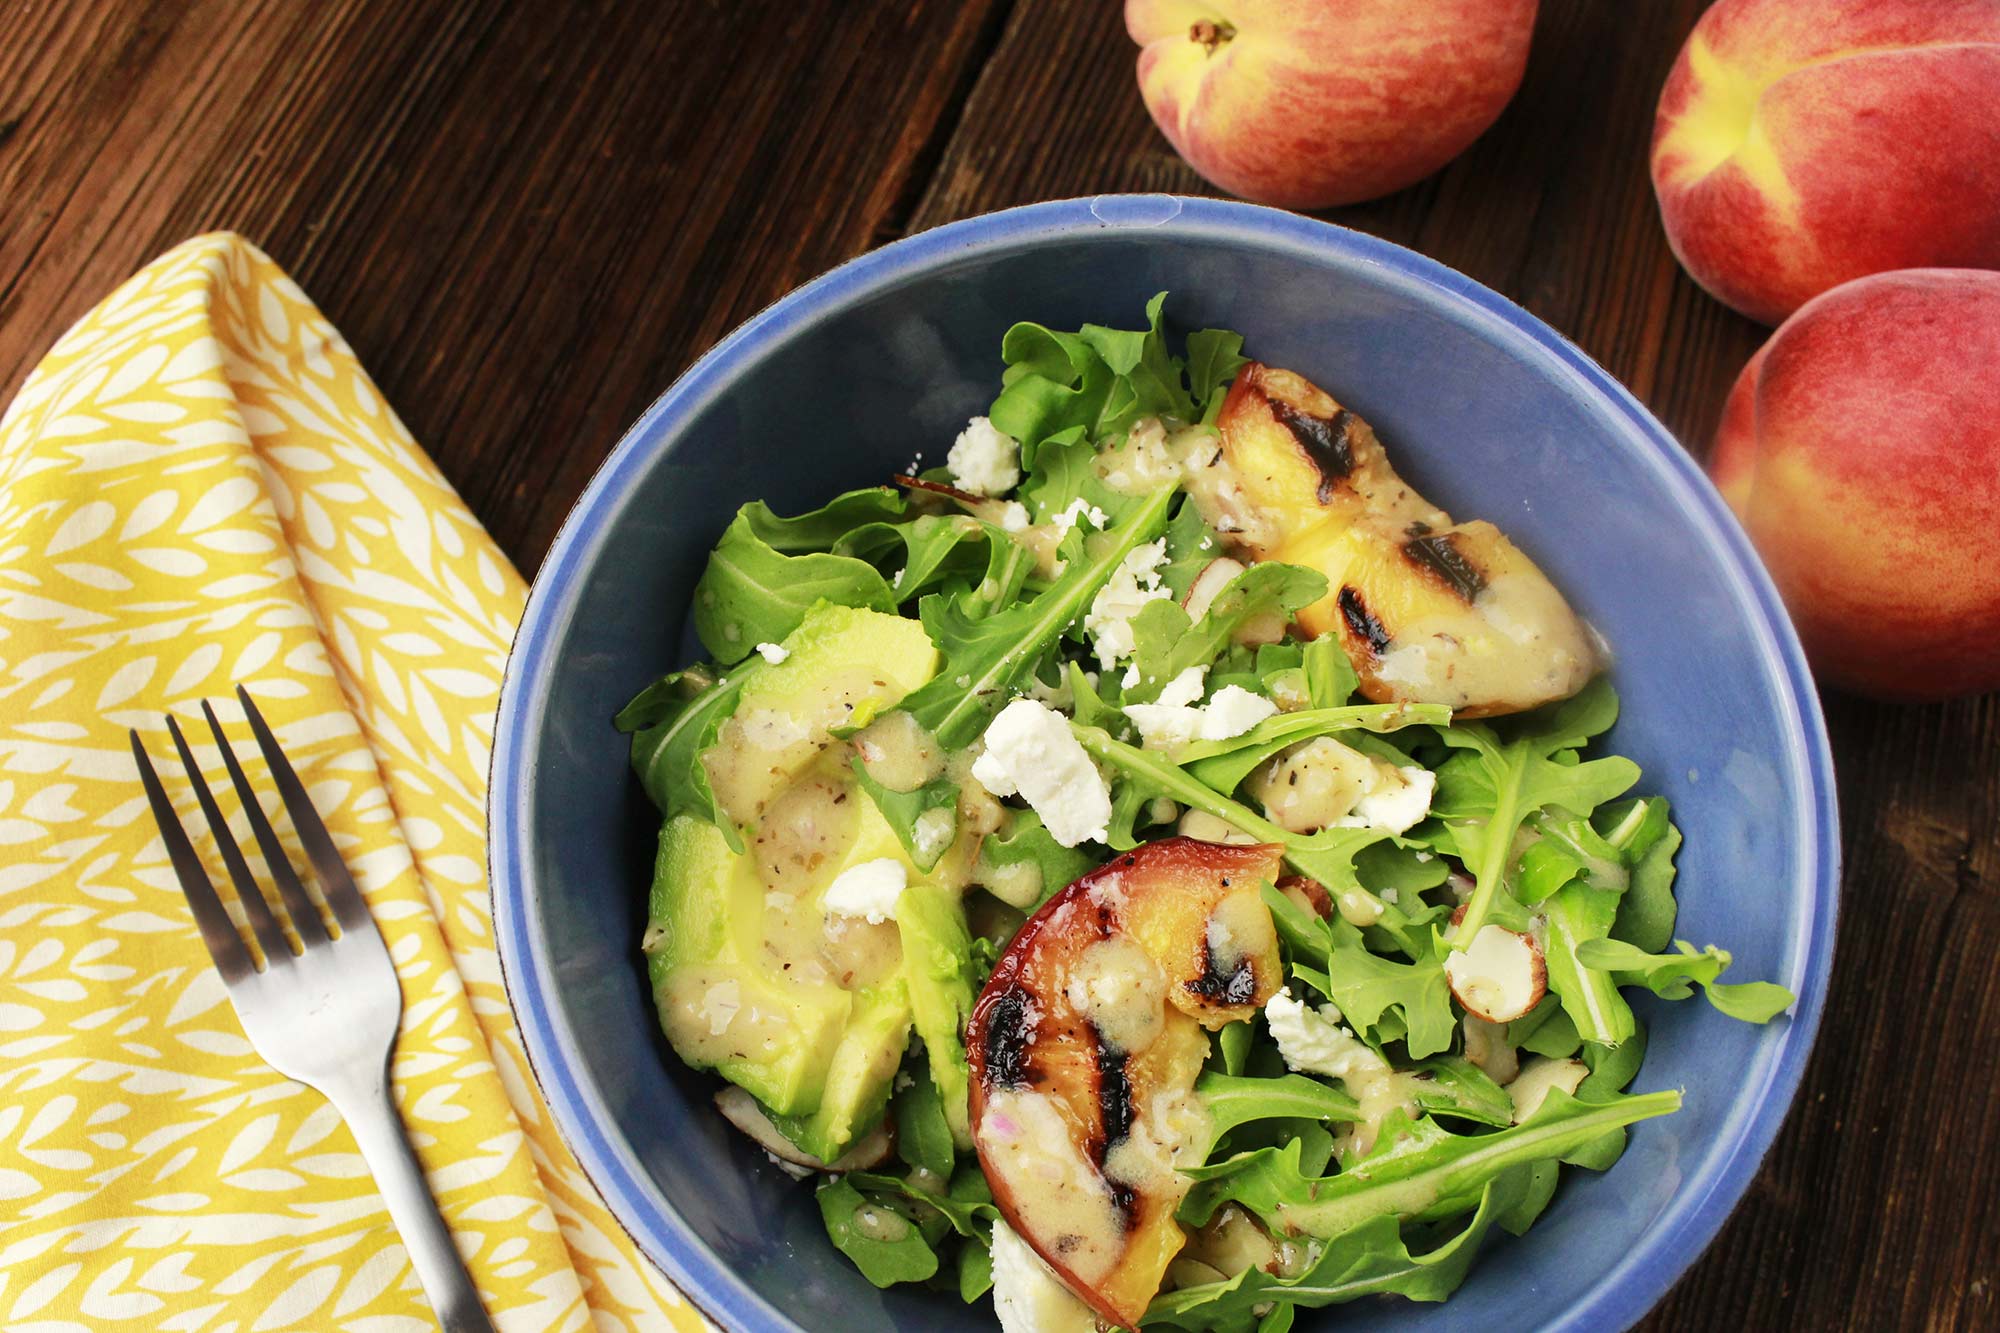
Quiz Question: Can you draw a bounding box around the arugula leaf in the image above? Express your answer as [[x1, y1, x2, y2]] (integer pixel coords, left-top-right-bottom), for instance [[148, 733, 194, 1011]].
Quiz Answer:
[[1431, 678, 1640, 944], [1524, 809, 1638, 1046], [1017, 428, 1140, 528], [1158, 494, 1225, 600], [740, 487, 907, 549], [1078, 725, 1420, 952], [626, 658, 770, 848], [1199, 1071, 1361, 1141], [1260, 886, 1453, 1058], [816, 1177, 940, 1287], [1186, 328, 1248, 424], [1508, 998, 1583, 1059], [1179, 702, 1452, 794], [1577, 938, 1796, 1022], [1304, 634, 1360, 708], [693, 506, 896, 663], [899, 485, 1174, 748], [1081, 292, 1197, 430], [1494, 1159, 1562, 1237], [1406, 1057, 1515, 1128], [1610, 798, 1681, 952], [894, 1066, 957, 1179], [1217, 1019, 1255, 1077], [1324, 916, 1456, 1059], [989, 328, 1117, 466], [845, 1168, 998, 1244], [1124, 562, 1328, 703], [958, 1238, 994, 1303], [851, 757, 958, 873], [1145, 1176, 1520, 1332], [614, 664, 713, 734], [1354, 841, 1449, 900], [974, 809, 1096, 909], [1180, 1088, 1679, 1239], [838, 512, 992, 603]]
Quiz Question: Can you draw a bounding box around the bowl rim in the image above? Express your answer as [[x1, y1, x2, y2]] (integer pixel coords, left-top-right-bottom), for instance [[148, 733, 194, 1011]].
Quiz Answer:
[[488, 193, 1840, 1333]]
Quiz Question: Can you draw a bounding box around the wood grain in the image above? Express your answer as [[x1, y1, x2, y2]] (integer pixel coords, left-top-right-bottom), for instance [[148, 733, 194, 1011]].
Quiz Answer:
[[2, 0, 1995, 1328]]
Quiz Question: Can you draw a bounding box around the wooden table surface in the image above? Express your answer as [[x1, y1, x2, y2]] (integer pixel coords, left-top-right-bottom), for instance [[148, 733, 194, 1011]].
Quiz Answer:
[[3, 1, 1994, 1328]]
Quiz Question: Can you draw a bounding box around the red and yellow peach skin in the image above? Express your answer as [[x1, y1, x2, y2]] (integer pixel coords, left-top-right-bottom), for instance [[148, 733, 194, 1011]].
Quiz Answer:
[[1653, 0, 2000, 325], [1126, 0, 1537, 210], [1712, 269, 2000, 700]]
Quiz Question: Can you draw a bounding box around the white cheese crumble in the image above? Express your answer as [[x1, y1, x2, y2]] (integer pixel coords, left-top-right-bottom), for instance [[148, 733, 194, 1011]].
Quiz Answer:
[[753, 641, 790, 665], [997, 500, 1031, 532], [1264, 988, 1390, 1086], [1123, 676, 1277, 751], [946, 416, 1021, 496], [1084, 539, 1170, 670], [991, 1219, 1099, 1333], [1200, 685, 1278, 739], [1156, 665, 1207, 708], [1052, 497, 1109, 534], [1333, 765, 1437, 835], [970, 699, 1111, 848], [820, 858, 908, 924]]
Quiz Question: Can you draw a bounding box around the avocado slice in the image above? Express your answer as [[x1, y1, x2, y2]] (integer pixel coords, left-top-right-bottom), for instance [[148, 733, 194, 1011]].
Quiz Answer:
[[896, 880, 978, 1150], [645, 602, 977, 1159]]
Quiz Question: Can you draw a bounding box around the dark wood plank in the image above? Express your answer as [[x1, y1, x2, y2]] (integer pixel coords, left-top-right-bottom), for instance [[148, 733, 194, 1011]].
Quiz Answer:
[[0, 0, 1012, 564], [910, 3, 2000, 1330]]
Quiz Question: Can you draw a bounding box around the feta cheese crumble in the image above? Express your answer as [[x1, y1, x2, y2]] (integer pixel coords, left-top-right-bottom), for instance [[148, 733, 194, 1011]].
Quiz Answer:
[[1263, 988, 1388, 1085], [946, 417, 1021, 496], [1123, 672, 1278, 751], [997, 500, 1031, 532], [1083, 539, 1169, 670], [971, 699, 1111, 847], [821, 858, 907, 924], [1334, 765, 1437, 835], [1200, 684, 1278, 739], [991, 1219, 1099, 1333], [753, 641, 790, 665], [1052, 497, 1109, 534]]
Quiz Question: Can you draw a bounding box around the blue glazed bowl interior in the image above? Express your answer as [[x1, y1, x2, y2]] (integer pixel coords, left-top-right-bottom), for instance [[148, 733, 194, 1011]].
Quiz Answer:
[[491, 197, 1836, 1333]]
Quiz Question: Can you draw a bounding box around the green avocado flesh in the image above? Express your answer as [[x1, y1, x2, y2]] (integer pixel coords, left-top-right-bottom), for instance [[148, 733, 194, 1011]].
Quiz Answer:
[[643, 603, 976, 1162]]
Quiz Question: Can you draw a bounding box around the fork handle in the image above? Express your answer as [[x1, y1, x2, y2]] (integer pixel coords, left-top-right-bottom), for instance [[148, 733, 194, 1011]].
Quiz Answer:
[[327, 1064, 498, 1333]]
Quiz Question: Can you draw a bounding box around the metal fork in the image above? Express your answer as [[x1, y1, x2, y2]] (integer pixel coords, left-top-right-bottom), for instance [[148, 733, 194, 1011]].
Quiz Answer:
[[131, 687, 496, 1333]]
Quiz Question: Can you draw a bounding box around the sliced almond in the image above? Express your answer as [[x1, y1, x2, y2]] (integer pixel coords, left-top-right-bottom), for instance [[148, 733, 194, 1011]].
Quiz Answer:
[[1506, 1056, 1588, 1123], [1443, 924, 1547, 1023], [1182, 557, 1246, 624], [1276, 874, 1334, 921], [1461, 1012, 1519, 1086], [714, 1085, 894, 1173]]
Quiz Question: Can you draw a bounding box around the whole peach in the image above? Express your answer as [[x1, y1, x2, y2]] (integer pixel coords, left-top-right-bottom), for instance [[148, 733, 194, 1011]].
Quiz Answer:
[[1712, 269, 2000, 700], [1653, 0, 2000, 325], [1126, 0, 1537, 210]]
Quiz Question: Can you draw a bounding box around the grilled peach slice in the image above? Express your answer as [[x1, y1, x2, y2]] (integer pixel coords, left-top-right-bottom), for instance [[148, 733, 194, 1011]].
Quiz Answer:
[[968, 838, 1285, 1328], [1205, 363, 1598, 717]]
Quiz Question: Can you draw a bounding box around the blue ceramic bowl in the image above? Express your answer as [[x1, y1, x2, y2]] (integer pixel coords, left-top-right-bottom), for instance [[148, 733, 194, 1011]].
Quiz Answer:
[[490, 196, 1837, 1332]]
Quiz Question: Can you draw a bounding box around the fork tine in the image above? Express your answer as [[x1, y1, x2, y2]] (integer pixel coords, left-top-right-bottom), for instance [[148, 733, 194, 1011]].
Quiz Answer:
[[166, 713, 293, 966], [202, 700, 331, 949], [131, 730, 256, 985], [234, 686, 376, 938]]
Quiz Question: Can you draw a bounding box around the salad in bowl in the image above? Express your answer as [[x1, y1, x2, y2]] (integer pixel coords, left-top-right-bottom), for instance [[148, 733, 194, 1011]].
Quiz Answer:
[[612, 297, 1792, 1332]]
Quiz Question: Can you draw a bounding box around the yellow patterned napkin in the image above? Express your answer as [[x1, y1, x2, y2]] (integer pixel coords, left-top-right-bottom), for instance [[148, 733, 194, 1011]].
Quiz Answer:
[[0, 235, 708, 1332]]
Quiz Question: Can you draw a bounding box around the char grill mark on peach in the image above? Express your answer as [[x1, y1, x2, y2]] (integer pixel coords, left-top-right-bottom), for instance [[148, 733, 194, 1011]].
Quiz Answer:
[[1268, 396, 1356, 501], [1338, 585, 1392, 656], [1090, 1034, 1141, 1232], [981, 983, 1036, 1090], [1402, 531, 1488, 601], [1186, 939, 1257, 1006]]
